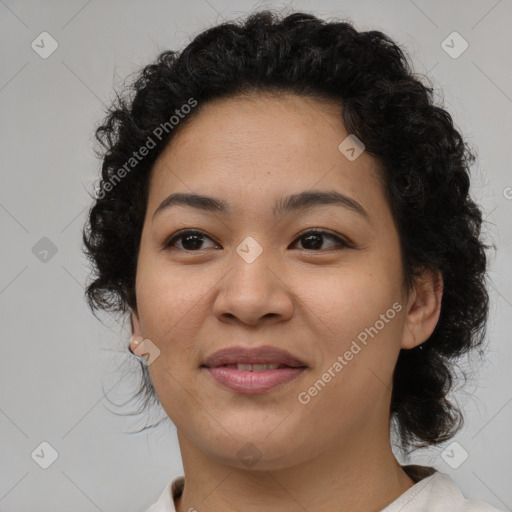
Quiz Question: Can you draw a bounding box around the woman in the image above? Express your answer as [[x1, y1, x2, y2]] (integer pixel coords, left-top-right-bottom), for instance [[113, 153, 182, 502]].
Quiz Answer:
[[82, 10, 502, 512]]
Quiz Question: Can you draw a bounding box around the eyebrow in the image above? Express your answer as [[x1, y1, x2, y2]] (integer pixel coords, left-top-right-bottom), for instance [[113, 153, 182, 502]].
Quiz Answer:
[[152, 190, 369, 221]]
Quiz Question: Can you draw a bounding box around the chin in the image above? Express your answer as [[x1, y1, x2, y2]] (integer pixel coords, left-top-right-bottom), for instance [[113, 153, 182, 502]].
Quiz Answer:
[[192, 424, 317, 470]]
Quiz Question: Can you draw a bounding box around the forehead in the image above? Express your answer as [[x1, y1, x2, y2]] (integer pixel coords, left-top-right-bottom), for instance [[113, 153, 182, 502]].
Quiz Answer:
[[147, 92, 386, 219], [160, 92, 349, 161]]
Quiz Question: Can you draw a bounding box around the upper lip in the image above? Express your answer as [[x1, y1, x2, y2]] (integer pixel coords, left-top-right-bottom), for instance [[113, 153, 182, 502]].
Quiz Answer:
[[201, 345, 307, 368]]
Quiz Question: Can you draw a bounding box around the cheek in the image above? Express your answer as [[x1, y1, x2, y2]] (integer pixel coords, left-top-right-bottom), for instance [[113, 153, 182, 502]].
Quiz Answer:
[[134, 269, 193, 383], [298, 264, 404, 396], [136, 252, 206, 329], [296, 273, 403, 427], [299, 265, 401, 338]]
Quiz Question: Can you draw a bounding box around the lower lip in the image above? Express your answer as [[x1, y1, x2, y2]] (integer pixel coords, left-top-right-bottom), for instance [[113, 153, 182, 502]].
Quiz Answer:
[[204, 366, 306, 394]]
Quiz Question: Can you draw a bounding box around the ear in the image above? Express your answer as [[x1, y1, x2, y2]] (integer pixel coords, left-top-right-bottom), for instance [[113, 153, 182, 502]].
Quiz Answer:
[[129, 309, 144, 352], [401, 268, 443, 350]]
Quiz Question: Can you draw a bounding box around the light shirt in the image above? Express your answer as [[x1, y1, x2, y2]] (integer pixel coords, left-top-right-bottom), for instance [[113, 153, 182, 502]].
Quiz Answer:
[[144, 465, 503, 512]]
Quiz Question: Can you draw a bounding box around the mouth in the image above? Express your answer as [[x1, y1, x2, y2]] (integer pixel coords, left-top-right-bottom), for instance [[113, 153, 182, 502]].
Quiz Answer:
[[200, 345, 308, 394], [202, 365, 307, 393], [201, 345, 307, 369], [212, 363, 301, 371]]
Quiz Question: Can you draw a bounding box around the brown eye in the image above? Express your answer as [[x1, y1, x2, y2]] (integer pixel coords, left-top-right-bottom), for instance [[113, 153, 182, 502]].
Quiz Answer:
[[291, 230, 351, 251], [164, 230, 218, 251], [163, 229, 351, 253]]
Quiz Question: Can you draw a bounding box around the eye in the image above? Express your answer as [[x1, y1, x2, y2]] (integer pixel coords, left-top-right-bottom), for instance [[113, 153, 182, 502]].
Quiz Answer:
[[163, 228, 352, 252], [163, 230, 219, 251], [290, 229, 351, 251]]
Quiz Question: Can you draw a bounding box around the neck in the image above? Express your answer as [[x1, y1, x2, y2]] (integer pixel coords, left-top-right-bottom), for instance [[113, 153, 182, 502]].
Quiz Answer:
[[174, 427, 415, 512]]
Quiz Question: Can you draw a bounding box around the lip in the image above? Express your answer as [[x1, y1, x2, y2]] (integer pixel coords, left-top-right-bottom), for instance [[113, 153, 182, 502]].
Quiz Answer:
[[201, 345, 308, 394], [204, 366, 306, 393], [201, 345, 307, 368]]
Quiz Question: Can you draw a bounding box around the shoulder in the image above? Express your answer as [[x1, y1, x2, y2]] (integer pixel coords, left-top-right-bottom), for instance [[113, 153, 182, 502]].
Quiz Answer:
[[417, 471, 504, 511], [383, 468, 504, 512], [144, 475, 183, 512], [434, 472, 500, 512]]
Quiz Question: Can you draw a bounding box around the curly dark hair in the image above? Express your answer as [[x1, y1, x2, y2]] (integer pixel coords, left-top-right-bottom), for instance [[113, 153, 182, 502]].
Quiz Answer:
[[82, 9, 492, 455]]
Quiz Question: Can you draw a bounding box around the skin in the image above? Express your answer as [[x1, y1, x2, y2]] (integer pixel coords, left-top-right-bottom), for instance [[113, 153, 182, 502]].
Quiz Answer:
[[130, 92, 443, 512]]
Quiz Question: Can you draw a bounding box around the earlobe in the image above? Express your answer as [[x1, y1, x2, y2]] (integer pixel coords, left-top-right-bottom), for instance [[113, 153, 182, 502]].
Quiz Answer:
[[401, 269, 443, 350], [129, 309, 145, 355]]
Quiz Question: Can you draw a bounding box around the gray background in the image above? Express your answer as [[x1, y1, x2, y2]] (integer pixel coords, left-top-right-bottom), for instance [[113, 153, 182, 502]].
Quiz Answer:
[[1, 0, 511, 510]]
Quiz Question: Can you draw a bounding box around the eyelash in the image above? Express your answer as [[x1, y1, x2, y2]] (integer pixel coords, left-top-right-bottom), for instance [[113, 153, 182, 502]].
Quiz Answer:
[[163, 229, 352, 252]]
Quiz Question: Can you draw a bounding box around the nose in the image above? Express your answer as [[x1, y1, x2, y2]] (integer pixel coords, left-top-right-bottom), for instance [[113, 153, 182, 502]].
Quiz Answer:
[[212, 248, 294, 326]]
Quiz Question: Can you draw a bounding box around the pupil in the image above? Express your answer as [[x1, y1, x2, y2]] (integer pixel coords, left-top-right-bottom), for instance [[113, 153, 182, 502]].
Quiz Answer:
[[183, 234, 203, 250], [303, 234, 322, 250]]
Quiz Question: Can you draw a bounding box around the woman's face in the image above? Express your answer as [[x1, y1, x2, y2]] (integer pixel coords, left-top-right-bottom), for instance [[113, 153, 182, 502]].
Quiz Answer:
[[131, 93, 432, 469]]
